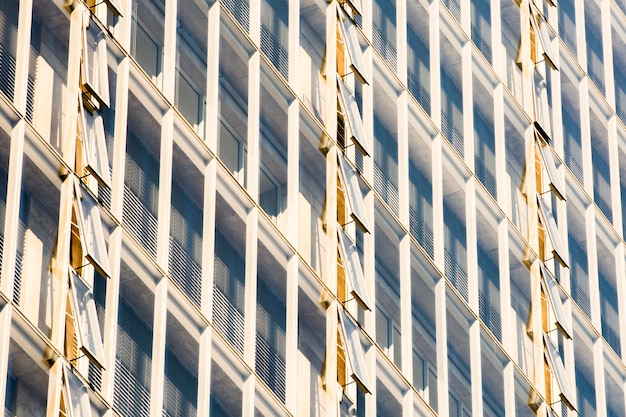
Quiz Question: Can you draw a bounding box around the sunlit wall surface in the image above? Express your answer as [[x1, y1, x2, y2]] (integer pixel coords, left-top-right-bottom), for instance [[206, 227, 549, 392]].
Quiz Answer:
[[0, 0, 625, 416]]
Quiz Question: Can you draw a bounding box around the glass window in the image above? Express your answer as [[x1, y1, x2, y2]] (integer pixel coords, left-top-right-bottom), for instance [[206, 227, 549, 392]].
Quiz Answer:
[[372, 0, 397, 71], [256, 236, 288, 403], [29, 0, 70, 151], [79, 103, 112, 188], [536, 134, 565, 200], [406, 2, 430, 113], [123, 93, 161, 259], [536, 195, 569, 267], [338, 305, 372, 393], [169, 142, 204, 308], [69, 268, 107, 369], [176, 0, 208, 137], [539, 263, 572, 339], [529, 5, 557, 70], [131, 0, 164, 85], [261, 0, 289, 79], [213, 188, 248, 356], [337, 151, 370, 233], [473, 78, 496, 198], [338, 227, 371, 310], [297, 265, 328, 417], [471, 0, 492, 63], [103, 0, 123, 16], [113, 262, 154, 417], [337, 75, 370, 156], [440, 37, 463, 156], [218, 17, 251, 186], [259, 68, 290, 230], [532, 69, 552, 142], [163, 311, 199, 417], [543, 333, 576, 410], [0, 0, 19, 103], [63, 365, 93, 417], [82, 18, 110, 107], [75, 183, 111, 278], [338, 8, 369, 84]]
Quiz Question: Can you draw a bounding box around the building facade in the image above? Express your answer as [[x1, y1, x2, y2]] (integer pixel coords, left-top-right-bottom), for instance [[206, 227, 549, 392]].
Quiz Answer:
[[0, 0, 625, 415]]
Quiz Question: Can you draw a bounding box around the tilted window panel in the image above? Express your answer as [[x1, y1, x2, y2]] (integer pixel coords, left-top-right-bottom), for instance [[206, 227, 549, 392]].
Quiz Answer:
[[337, 6, 369, 85], [74, 182, 112, 278], [342, 0, 362, 16], [81, 18, 110, 107], [337, 305, 372, 393], [102, 0, 124, 16], [539, 263, 572, 339], [337, 226, 371, 310], [68, 268, 107, 369], [543, 333, 577, 411], [337, 151, 371, 233], [535, 133, 565, 201], [529, 4, 558, 71], [63, 365, 95, 417], [337, 75, 371, 157], [79, 103, 112, 188], [536, 195, 569, 267], [532, 69, 552, 143]]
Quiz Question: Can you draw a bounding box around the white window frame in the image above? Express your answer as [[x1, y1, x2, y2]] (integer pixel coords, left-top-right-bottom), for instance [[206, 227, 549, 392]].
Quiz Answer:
[[536, 194, 569, 268], [79, 102, 112, 188], [337, 75, 370, 157], [102, 0, 124, 16], [535, 132, 565, 201], [68, 267, 107, 369], [337, 6, 369, 85], [529, 4, 558, 71], [63, 364, 94, 417], [340, 0, 362, 17], [337, 151, 371, 233], [82, 18, 111, 107], [337, 226, 371, 310], [532, 68, 552, 142], [543, 333, 577, 411], [74, 181, 112, 278], [337, 304, 372, 393], [539, 263, 572, 339]]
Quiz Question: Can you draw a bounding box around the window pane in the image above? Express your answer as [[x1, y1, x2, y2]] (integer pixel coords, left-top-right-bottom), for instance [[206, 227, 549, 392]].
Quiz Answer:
[[338, 227, 370, 310], [69, 269, 106, 368], [543, 333, 576, 410], [337, 151, 370, 233], [539, 263, 572, 339], [64, 366, 93, 417], [338, 306, 371, 393], [536, 195, 569, 267]]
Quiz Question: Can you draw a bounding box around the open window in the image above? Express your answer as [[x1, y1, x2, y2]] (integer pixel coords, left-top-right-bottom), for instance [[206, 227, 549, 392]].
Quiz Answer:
[[340, 0, 362, 17], [68, 267, 106, 369], [337, 304, 372, 393], [337, 151, 371, 233], [532, 69, 552, 143], [337, 75, 370, 156], [337, 6, 369, 84], [539, 263, 572, 339], [543, 333, 577, 411], [102, 0, 124, 16], [79, 102, 111, 188], [337, 227, 371, 310], [81, 18, 110, 107], [63, 364, 95, 417], [536, 195, 569, 267], [73, 182, 111, 278], [529, 5, 558, 71], [535, 132, 565, 200]]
